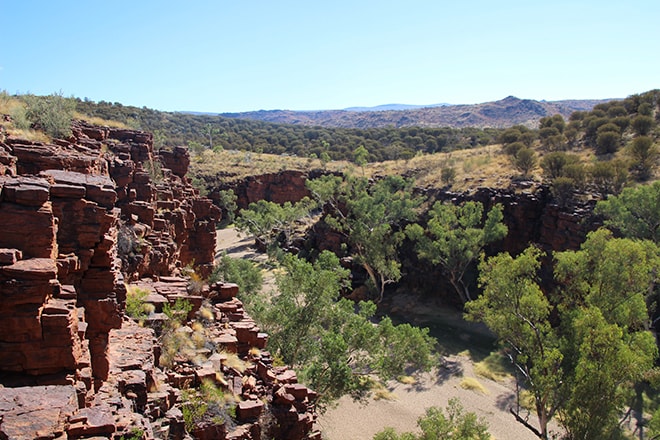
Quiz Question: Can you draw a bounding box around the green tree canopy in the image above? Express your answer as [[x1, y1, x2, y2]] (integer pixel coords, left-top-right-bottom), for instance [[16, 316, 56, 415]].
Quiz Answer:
[[235, 197, 317, 253], [406, 201, 507, 303], [261, 251, 436, 407], [307, 175, 423, 302], [466, 230, 659, 439], [466, 246, 561, 439], [374, 398, 490, 440], [595, 181, 660, 243]]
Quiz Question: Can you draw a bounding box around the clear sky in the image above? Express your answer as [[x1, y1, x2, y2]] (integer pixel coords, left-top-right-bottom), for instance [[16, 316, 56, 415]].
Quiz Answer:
[[2, 1, 658, 113]]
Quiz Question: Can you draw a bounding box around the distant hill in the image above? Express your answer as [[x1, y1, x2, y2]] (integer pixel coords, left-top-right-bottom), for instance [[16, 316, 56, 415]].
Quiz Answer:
[[220, 96, 610, 129], [343, 103, 451, 112]]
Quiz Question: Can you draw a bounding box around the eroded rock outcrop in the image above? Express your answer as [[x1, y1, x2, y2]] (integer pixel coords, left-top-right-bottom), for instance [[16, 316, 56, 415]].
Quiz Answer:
[[209, 170, 315, 211], [0, 121, 319, 439], [0, 120, 220, 383]]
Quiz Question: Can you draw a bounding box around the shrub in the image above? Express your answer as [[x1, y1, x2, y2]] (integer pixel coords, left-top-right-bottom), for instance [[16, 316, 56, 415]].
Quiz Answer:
[[540, 152, 578, 179], [209, 254, 263, 298], [181, 379, 238, 433], [512, 148, 537, 177], [503, 141, 525, 156], [22, 93, 75, 139], [589, 160, 628, 196], [144, 159, 164, 183], [628, 136, 659, 181], [562, 163, 587, 189], [550, 177, 577, 207], [440, 166, 456, 186], [125, 286, 152, 321], [632, 115, 655, 136], [163, 298, 193, 324], [595, 131, 620, 155]]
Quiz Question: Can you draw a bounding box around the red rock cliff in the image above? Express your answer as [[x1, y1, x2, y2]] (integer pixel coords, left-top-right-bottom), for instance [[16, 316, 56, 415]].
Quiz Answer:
[[0, 121, 319, 440], [0, 121, 220, 381]]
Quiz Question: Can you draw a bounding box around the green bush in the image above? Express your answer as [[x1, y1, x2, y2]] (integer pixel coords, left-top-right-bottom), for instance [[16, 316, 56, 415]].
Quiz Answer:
[[628, 136, 658, 181], [125, 286, 152, 321], [550, 177, 577, 207], [22, 93, 75, 139], [373, 398, 490, 440], [440, 166, 456, 186], [163, 298, 193, 324], [512, 148, 537, 177], [209, 254, 263, 298]]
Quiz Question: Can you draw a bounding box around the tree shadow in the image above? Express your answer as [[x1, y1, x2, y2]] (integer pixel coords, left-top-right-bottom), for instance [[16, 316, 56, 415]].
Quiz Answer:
[[496, 391, 517, 412], [435, 356, 464, 385]]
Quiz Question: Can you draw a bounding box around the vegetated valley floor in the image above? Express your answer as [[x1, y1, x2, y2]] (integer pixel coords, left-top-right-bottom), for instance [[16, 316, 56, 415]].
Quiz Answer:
[[213, 227, 559, 440]]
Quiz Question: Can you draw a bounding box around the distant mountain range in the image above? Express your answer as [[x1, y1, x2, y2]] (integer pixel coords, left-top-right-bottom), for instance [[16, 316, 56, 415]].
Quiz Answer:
[[217, 96, 612, 129], [343, 103, 452, 112]]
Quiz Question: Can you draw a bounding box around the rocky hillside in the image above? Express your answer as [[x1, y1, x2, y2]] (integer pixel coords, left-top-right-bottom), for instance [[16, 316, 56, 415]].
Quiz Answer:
[[0, 122, 320, 439], [220, 96, 608, 129]]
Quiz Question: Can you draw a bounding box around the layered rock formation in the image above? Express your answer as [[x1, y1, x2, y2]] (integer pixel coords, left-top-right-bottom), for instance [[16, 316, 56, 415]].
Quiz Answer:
[[427, 185, 600, 254], [0, 121, 319, 439], [207, 170, 337, 211], [207, 169, 599, 255], [0, 120, 221, 382]]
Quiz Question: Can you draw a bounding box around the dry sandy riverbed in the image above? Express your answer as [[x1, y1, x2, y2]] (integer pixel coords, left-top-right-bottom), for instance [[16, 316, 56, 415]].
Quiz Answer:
[[215, 227, 555, 440]]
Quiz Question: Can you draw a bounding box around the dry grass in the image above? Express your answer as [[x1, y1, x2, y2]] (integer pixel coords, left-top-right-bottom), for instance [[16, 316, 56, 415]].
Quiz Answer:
[[0, 94, 26, 116], [191, 144, 535, 192], [364, 145, 521, 191], [473, 352, 512, 382], [459, 377, 489, 394], [5, 128, 50, 143], [397, 375, 417, 385], [190, 149, 353, 184], [0, 94, 51, 143], [371, 382, 397, 401], [184, 132, 637, 194], [73, 111, 130, 128], [222, 351, 251, 373], [198, 306, 215, 322]]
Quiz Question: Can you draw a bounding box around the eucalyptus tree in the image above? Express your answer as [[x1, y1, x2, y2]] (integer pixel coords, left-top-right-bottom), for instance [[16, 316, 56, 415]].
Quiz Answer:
[[406, 201, 507, 303], [262, 251, 436, 407], [307, 174, 422, 302], [466, 229, 659, 439]]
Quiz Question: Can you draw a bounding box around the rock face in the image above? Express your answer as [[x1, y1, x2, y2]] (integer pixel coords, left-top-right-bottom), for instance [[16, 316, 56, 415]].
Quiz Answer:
[[0, 121, 220, 382], [210, 170, 313, 210], [0, 121, 319, 439], [428, 185, 600, 254]]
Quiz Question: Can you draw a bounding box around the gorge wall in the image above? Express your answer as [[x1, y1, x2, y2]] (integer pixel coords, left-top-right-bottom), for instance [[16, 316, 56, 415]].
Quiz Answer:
[[216, 170, 600, 255], [0, 121, 221, 382], [211, 170, 601, 303], [0, 123, 319, 439]]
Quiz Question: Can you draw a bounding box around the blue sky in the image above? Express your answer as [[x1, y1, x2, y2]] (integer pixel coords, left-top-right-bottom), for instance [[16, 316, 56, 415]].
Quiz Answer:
[[2, 1, 658, 112]]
